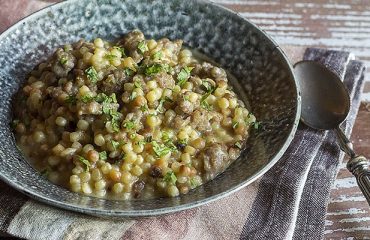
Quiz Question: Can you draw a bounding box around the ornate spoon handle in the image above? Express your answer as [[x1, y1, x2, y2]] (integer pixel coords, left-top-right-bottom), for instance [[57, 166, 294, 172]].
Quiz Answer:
[[335, 127, 370, 205], [347, 155, 370, 205]]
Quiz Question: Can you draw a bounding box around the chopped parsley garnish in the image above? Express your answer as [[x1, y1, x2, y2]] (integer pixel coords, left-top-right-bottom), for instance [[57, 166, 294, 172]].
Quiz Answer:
[[178, 138, 188, 145], [136, 139, 146, 147], [110, 112, 121, 132], [140, 105, 149, 112], [144, 63, 172, 76], [111, 140, 120, 150], [85, 66, 98, 84], [163, 171, 177, 184], [81, 94, 94, 103], [65, 95, 77, 104], [177, 66, 194, 86], [154, 97, 173, 114], [94, 93, 120, 131], [182, 95, 190, 102], [124, 68, 135, 77], [113, 46, 126, 57], [104, 54, 118, 61], [234, 142, 242, 149], [190, 177, 198, 188], [162, 131, 171, 142], [133, 81, 142, 89], [252, 121, 261, 130], [99, 151, 107, 160], [232, 121, 239, 129], [78, 156, 91, 172], [60, 57, 68, 65], [137, 40, 148, 54], [152, 51, 162, 60], [123, 120, 136, 130], [200, 101, 213, 111], [97, 93, 117, 114], [201, 80, 214, 92], [152, 141, 174, 157], [200, 84, 216, 111], [129, 91, 137, 101]]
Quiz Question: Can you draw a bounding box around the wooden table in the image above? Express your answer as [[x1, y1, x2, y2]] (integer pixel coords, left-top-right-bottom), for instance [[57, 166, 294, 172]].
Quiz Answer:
[[1, 1, 369, 238]]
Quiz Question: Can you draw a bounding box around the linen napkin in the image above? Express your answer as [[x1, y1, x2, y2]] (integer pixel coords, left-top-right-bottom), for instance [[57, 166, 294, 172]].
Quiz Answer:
[[0, 48, 365, 240]]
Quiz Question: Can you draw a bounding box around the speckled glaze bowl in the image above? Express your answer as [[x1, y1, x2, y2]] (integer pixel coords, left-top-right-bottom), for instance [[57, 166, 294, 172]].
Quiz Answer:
[[0, 0, 300, 216]]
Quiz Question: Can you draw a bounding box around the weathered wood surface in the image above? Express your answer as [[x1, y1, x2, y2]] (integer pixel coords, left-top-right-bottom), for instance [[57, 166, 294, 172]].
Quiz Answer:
[[217, 2, 370, 238], [1, 0, 370, 238]]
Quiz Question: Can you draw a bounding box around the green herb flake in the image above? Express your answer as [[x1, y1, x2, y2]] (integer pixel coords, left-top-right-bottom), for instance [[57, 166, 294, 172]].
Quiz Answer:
[[99, 151, 107, 160], [123, 120, 136, 130], [200, 100, 213, 111], [104, 54, 118, 61], [182, 95, 190, 102], [177, 66, 194, 86], [85, 66, 98, 84], [136, 140, 146, 147], [232, 121, 239, 129], [133, 81, 142, 89], [144, 63, 172, 76], [200, 84, 216, 110], [111, 140, 120, 150], [113, 46, 126, 57], [190, 177, 198, 188], [140, 105, 149, 112], [252, 121, 261, 130], [152, 51, 162, 60], [152, 141, 173, 157], [99, 93, 118, 115], [129, 91, 137, 101], [163, 171, 177, 184], [124, 68, 135, 77], [137, 40, 149, 54], [234, 142, 242, 149], [78, 156, 91, 172], [65, 95, 77, 104], [81, 94, 94, 103], [110, 111, 121, 132], [60, 57, 68, 65], [144, 63, 163, 76], [162, 131, 171, 142], [201, 80, 213, 92]]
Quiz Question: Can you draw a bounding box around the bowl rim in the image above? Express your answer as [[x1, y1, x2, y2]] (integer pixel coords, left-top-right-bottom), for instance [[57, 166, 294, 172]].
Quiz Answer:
[[0, 0, 301, 217]]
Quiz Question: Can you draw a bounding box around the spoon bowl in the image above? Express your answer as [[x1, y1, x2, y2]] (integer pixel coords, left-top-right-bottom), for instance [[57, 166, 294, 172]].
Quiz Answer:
[[294, 61, 350, 130]]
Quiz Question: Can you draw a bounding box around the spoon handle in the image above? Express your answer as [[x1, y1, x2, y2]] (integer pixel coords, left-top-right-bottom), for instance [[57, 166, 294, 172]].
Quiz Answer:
[[347, 155, 370, 205], [335, 127, 370, 205]]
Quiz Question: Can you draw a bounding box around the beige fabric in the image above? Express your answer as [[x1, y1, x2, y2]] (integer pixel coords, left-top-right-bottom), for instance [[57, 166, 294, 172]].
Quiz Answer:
[[7, 201, 135, 240]]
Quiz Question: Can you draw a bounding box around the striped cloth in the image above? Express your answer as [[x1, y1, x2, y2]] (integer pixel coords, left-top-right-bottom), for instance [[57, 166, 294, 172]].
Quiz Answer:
[[0, 48, 365, 240], [0, 3, 366, 239]]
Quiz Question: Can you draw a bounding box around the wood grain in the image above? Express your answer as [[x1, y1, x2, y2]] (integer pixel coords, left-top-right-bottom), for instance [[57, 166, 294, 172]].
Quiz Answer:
[[1, 0, 370, 239]]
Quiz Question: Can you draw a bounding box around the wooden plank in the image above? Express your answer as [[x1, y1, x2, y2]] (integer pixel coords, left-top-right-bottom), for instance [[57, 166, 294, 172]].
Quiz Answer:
[[215, 0, 370, 98]]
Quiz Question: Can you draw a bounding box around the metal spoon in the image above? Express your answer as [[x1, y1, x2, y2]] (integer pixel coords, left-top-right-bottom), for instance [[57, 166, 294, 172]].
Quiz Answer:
[[294, 60, 370, 205]]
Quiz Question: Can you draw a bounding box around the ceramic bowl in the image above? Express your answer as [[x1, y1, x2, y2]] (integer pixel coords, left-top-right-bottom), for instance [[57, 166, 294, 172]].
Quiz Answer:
[[0, 0, 300, 216]]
